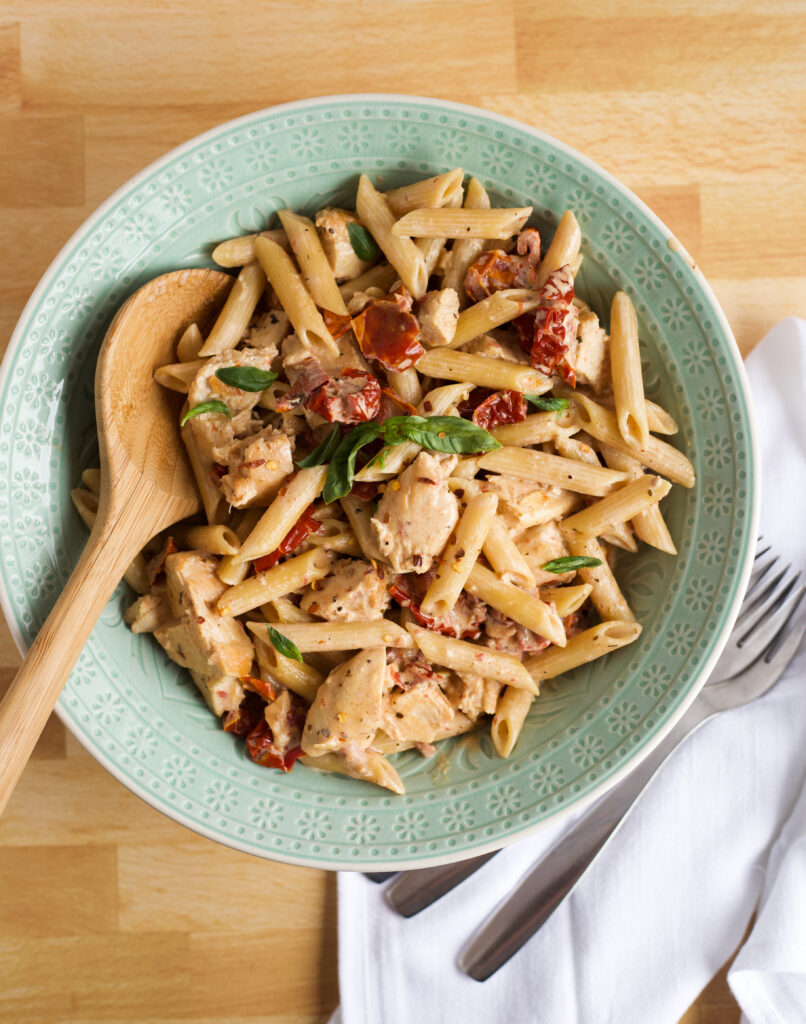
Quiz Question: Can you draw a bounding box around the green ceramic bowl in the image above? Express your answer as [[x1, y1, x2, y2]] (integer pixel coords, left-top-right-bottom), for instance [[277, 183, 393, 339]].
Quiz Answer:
[[0, 96, 758, 869]]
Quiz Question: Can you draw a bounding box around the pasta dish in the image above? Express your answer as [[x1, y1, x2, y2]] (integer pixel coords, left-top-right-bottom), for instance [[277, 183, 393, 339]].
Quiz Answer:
[[72, 168, 694, 794]]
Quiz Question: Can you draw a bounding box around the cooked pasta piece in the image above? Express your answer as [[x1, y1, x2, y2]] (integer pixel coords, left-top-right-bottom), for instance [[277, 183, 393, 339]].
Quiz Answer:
[[491, 687, 534, 758], [198, 262, 265, 357], [278, 209, 348, 315], [392, 207, 532, 239], [609, 291, 649, 450], [356, 174, 428, 299], [599, 443, 677, 555], [524, 620, 642, 682], [385, 168, 465, 217], [560, 474, 671, 542], [441, 177, 492, 304], [407, 624, 538, 692], [478, 447, 628, 496], [218, 548, 336, 617], [248, 618, 414, 652], [211, 229, 289, 267], [567, 536, 635, 622], [464, 563, 566, 646], [451, 289, 542, 348], [535, 210, 581, 288], [233, 466, 328, 566], [416, 347, 549, 393]]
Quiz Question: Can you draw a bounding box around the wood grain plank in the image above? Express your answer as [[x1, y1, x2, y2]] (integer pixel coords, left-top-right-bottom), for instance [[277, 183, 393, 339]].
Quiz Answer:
[[0, 22, 21, 114], [0, 845, 118, 936], [22, 3, 516, 109], [515, 10, 806, 93], [118, 841, 331, 932], [0, 116, 84, 207], [711, 277, 806, 357], [0, 933, 191, 1019]]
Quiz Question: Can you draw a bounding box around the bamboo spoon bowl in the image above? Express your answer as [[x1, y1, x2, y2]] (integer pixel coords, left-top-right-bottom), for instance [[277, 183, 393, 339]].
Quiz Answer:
[[0, 268, 233, 815]]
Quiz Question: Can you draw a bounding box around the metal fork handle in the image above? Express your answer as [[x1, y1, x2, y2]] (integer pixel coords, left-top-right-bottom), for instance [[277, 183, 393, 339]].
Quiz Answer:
[[459, 694, 716, 980]]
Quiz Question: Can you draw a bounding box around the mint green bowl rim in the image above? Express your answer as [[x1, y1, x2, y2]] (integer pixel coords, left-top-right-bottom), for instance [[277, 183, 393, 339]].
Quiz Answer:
[[0, 95, 760, 869]]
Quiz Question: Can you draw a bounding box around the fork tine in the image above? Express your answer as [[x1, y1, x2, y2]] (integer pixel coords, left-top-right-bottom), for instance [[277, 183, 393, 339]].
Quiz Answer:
[[736, 564, 790, 627], [762, 587, 806, 664], [744, 553, 780, 602], [733, 572, 804, 670]]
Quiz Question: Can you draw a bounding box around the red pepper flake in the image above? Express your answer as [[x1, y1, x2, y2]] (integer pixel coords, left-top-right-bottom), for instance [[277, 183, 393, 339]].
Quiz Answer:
[[253, 503, 322, 573], [240, 674, 276, 702]]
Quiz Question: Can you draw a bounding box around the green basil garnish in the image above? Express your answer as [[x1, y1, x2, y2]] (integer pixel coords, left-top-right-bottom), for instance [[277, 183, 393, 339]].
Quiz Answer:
[[267, 625, 303, 663], [347, 221, 380, 262], [180, 400, 231, 426], [215, 366, 278, 392], [322, 422, 383, 503], [526, 395, 570, 412], [295, 425, 342, 468], [381, 415, 502, 455], [541, 556, 603, 573]]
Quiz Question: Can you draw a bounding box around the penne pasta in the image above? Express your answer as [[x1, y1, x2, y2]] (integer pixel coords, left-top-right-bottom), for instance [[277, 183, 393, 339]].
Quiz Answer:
[[176, 323, 203, 362], [599, 443, 678, 555], [441, 177, 492, 304], [563, 388, 696, 488], [356, 175, 428, 299], [218, 547, 336, 617], [567, 536, 635, 622], [560, 474, 672, 542], [81, 468, 101, 495], [198, 261, 266, 357], [490, 409, 578, 447], [278, 209, 348, 315], [387, 366, 423, 407], [339, 493, 387, 562], [253, 631, 323, 704], [481, 514, 537, 589], [392, 207, 532, 240], [420, 492, 499, 618], [541, 583, 594, 617], [338, 262, 398, 300], [535, 210, 581, 288], [180, 420, 227, 525], [211, 229, 289, 268], [233, 466, 328, 566], [170, 523, 240, 556], [478, 447, 628, 497], [217, 507, 263, 586], [249, 618, 414, 652], [416, 347, 549, 393], [254, 236, 338, 355], [491, 687, 534, 758], [464, 563, 567, 647], [524, 620, 642, 682], [153, 359, 205, 394], [385, 168, 465, 217], [610, 291, 649, 450], [451, 289, 542, 348], [300, 750, 405, 795], [407, 624, 538, 692], [645, 399, 678, 435]]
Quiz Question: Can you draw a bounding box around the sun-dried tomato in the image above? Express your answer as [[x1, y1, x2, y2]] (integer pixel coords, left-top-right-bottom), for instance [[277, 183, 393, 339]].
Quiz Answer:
[[514, 266, 578, 385], [253, 503, 321, 573], [240, 675, 276, 703], [457, 387, 494, 419], [305, 368, 382, 424], [389, 581, 483, 640], [352, 298, 424, 371], [472, 390, 527, 430], [322, 307, 353, 341], [284, 745, 304, 770], [244, 720, 288, 770], [222, 691, 265, 736], [464, 250, 540, 302]]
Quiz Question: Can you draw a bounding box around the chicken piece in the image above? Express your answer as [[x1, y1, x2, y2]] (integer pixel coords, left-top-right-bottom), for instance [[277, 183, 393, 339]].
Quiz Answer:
[[417, 289, 460, 347], [315, 207, 374, 282], [124, 589, 173, 634], [263, 688, 304, 757], [302, 647, 386, 755], [517, 520, 576, 585], [153, 551, 254, 716], [281, 327, 369, 379], [463, 332, 530, 364], [371, 452, 459, 573], [300, 559, 391, 621], [573, 310, 610, 393], [347, 287, 386, 316], [444, 672, 501, 720], [384, 648, 451, 693], [187, 347, 276, 463], [241, 309, 288, 353], [380, 680, 458, 745], [390, 570, 487, 639], [479, 475, 563, 532], [217, 425, 293, 507]]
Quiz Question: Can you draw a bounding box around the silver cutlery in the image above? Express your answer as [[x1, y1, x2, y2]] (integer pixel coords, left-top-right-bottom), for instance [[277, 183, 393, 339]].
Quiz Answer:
[[384, 542, 801, 920], [459, 546, 806, 980]]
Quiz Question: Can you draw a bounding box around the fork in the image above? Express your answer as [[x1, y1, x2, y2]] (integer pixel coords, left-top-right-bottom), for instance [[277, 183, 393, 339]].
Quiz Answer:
[[458, 545, 806, 980], [383, 541, 803, 920]]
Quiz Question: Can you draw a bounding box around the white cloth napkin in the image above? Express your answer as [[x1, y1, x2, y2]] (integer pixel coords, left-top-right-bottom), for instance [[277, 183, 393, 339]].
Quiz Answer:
[[331, 318, 806, 1024]]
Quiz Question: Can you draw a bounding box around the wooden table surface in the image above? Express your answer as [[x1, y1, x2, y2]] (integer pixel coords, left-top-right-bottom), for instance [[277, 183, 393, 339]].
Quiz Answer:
[[1, 2, 804, 1021]]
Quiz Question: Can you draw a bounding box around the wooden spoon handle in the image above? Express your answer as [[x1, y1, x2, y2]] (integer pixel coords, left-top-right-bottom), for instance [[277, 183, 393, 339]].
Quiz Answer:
[[0, 499, 150, 815]]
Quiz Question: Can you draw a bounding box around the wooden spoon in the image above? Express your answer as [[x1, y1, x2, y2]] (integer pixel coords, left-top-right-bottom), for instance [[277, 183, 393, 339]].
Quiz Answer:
[[0, 268, 233, 815]]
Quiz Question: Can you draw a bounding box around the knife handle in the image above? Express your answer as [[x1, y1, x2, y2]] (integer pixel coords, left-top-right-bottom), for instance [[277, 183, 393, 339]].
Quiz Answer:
[[459, 697, 714, 980]]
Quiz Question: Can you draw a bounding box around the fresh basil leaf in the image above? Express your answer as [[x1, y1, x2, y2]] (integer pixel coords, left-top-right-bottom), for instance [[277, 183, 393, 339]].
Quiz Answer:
[[541, 556, 603, 574], [526, 395, 570, 412], [381, 415, 502, 455], [322, 422, 383, 503], [267, 625, 303, 663], [180, 400, 231, 426], [347, 221, 380, 262], [215, 366, 278, 392], [295, 425, 341, 468]]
